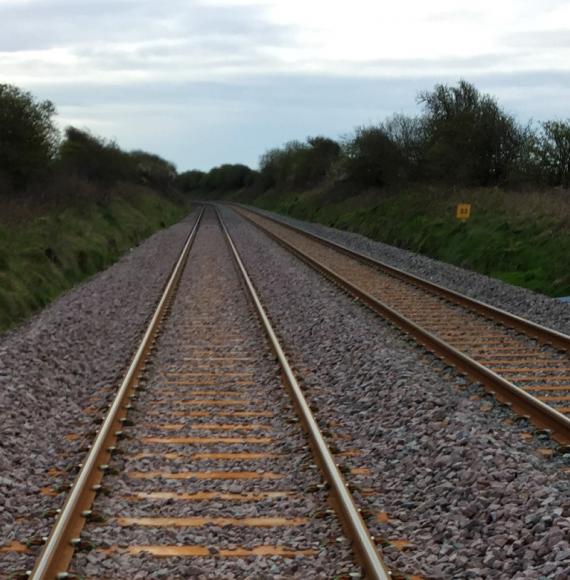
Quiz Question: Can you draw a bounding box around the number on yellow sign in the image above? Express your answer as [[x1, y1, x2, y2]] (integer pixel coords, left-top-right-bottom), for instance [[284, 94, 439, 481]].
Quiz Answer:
[[456, 203, 471, 220]]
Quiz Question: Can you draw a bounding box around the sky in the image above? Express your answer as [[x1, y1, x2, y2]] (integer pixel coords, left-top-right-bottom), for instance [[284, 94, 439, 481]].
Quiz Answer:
[[1, 0, 569, 171]]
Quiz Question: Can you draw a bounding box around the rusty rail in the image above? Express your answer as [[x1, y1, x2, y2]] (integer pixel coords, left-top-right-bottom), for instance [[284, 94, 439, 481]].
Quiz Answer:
[[233, 204, 570, 352], [232, 204, 570, 445], [30, 205, 390, 579], [30, 208, 205, 579], [216, 207, 391, 580]]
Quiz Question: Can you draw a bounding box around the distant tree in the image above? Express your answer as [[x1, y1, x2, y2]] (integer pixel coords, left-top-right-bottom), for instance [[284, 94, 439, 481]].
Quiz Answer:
[[58, 127, 136, 185], [130, 150, 176, 191], [307, 136, 340, 158], [418, 80, 524, 185], [382, 114, 427, 180], [272, 141, 308, 188], [200, 164, 255, 192], [537, 120, 570, 187], [258, 147, 285, 189], [177, 170, 206, 192], [257, 137, 341, 191], [303, 136, 341, 184], [498, 122, 541, 185], [0, 83, 59, 189], [343, 126, 406, 186]]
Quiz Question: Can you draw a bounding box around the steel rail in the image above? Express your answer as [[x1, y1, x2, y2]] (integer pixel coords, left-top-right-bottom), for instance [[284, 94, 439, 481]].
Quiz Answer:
[[231, 206, 570, 445], [30, 207, 205, 580], [233, 204, 570, 352], [215, 207, 391, 580]]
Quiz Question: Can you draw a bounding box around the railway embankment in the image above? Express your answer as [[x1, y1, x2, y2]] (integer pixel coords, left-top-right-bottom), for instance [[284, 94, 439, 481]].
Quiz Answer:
[[246, 198, 570, 337], [0, 188, 188, 334], [246, 186, 570, 299], [0, 210, 199, 575]]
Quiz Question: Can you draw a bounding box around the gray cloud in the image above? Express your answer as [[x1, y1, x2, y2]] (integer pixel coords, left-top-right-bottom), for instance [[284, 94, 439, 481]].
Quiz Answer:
[[505, 28, 570, 49], [0, 0, 289, 52]]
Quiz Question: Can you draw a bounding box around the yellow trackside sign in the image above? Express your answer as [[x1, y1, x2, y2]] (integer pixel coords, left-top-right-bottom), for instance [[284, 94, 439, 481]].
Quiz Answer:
[[456, 203, 471, 221]]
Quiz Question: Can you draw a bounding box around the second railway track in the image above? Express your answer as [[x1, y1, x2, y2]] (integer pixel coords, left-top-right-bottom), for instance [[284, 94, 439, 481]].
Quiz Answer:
[[27, 207, 391, 579], [233, 205, 570, 445]]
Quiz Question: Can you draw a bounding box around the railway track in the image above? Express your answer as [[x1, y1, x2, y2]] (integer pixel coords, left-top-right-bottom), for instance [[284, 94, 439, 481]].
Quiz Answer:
[[232, 205, 570, 446], [26, 207, 391, 579]]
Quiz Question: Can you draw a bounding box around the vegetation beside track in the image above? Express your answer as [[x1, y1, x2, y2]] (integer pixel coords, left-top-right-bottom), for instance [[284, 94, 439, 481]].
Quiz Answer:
[[203, 183, 570, 298], [0, 82, 189, 334], [239, 185, 570, 298], [178, 80, 570, 298], [0, 188, 188, 334]]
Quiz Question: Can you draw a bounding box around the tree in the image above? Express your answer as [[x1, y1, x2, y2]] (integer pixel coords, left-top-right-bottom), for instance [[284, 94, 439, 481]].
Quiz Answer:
[[537, 120, 570, 187], [343, 126, 406, 186], [303, 136, 341, 184], [382, 114, 427, 180], [130, 150, 176, 191], [418, 80, 524, 185], [257, 137, 341, 191], [258, 145, 297, 189], [58, 127, 136, 185], [258, 147, 285, 189], [0, 83, 59, 189], [177, 170, 206, 192], [200, 164, 255, 192]]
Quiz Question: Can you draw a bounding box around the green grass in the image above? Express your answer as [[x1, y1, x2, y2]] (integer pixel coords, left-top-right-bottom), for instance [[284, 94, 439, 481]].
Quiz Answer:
[[0, 190, 188, 333], [249, 185, 570, 298]]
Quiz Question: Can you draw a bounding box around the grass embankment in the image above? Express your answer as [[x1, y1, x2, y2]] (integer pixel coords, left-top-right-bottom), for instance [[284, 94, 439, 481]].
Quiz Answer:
[[0, 188, 188, 333], [249, 186, 570, 298]]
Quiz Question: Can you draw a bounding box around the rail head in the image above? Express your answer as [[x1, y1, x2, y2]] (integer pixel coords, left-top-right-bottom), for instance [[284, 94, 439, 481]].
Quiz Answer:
[[30, 207, 205, 580], [232, 203, 570, 352], [214, 205, 392, 580]]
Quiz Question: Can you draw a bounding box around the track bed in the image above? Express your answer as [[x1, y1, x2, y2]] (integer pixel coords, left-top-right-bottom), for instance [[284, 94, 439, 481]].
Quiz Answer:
[[236, 206, 570, 442]]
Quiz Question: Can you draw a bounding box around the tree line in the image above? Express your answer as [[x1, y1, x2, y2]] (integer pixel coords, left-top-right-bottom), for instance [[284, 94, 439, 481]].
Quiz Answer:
[[4, 80, 569, 201], [0, 83, 177, 198], [178, 80, 570, 195]]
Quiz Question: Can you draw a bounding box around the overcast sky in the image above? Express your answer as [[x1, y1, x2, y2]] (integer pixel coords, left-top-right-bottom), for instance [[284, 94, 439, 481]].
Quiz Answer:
[[1, 0, 569, 170]]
